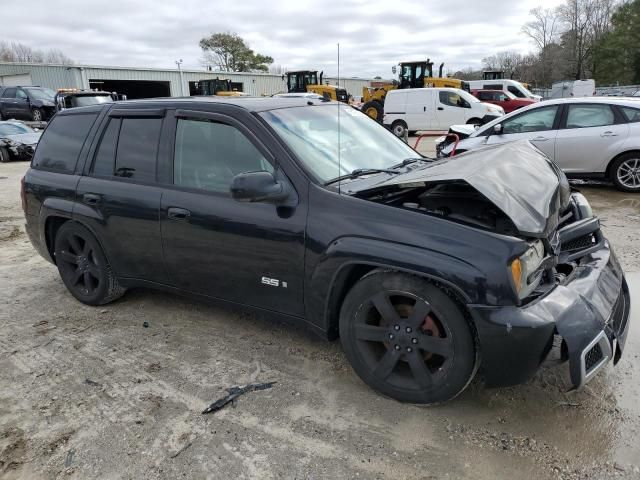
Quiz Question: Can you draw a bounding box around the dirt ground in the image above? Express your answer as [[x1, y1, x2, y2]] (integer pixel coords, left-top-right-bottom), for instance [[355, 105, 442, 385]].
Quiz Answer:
[[1, 153, 640, 480]]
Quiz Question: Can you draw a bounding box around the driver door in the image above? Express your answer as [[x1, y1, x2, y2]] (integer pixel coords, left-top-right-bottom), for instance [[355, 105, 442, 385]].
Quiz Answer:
[[159, 109, 307, 317], [486, 105, 561, 160], [434, 91, 467, 130]]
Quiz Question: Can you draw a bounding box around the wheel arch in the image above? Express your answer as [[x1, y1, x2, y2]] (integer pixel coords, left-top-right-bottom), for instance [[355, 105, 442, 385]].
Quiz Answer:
[[605, 149, 640, 179], [323, 261, 473, 341]]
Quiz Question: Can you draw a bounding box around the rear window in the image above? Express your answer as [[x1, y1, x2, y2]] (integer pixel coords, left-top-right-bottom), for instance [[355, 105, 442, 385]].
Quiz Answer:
[[31, 113, 98, 173], [621, 106, 640, 123]]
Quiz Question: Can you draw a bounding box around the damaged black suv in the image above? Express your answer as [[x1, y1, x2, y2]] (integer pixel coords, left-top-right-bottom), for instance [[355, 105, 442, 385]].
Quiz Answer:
[[22, 98, 631, 404]]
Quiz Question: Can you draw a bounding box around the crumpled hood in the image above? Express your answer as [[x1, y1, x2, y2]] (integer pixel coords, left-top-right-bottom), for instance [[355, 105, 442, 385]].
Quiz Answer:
[[350, 140, 571, 237], [2, 132, 41, 146]]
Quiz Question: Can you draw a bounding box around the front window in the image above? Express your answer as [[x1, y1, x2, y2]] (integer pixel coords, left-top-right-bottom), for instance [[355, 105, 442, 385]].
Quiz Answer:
[[24, 87, 55, 101], [0, 123, 32, 136], [260, 105, 418, 184], [502, 106, 559, 134]]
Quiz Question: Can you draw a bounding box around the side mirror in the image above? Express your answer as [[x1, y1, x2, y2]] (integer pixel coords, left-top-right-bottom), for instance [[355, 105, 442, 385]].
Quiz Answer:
[[493, 123, 503, 135], [230, 170, 289, 203], [503, 97, 510, 101]]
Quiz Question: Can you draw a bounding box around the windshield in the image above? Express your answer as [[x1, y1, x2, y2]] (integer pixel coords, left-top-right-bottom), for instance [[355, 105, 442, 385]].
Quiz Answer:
[[261, 105, 418, 184], [0, 123, 32, 136], [72, 95, 113, 107], [24, 88, 55, 101]]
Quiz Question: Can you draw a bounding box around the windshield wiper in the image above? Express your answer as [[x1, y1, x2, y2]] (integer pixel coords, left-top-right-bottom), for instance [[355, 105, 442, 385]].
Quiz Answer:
[[324, 168, 400, 186], [391, 157, 432, 169]]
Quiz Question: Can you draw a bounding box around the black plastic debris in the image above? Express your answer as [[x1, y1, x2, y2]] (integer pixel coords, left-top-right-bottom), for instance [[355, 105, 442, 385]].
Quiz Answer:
[[202, 382, 276, 414], [84, 378, 101, 387], [143, 321, 149, 328]]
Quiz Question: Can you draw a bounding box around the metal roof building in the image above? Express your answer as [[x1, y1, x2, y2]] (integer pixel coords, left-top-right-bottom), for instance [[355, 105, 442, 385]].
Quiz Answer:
[[0, 62, 373, 99]]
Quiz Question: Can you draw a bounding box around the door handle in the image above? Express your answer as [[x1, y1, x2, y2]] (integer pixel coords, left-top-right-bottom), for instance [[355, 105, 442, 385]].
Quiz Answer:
[[601, 131, 618, 137], [437, 107, 444, 111], [82, 193, 101, 205], [531, 136, 549, 142], [167, 207, 191, 221], [423, 106, 426, 112]]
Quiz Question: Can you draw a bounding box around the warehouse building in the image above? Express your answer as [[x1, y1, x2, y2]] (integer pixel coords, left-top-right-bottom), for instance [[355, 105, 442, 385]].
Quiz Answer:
[[0, 62, 373, 99]]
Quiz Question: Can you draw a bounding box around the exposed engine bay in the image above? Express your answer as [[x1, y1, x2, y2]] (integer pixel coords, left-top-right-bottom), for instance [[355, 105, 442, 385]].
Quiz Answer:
[[357, 181, 518, 236]]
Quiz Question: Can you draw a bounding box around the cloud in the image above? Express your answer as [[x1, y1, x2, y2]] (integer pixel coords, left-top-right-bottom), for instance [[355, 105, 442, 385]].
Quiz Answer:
[[0, 0, 556, 77]]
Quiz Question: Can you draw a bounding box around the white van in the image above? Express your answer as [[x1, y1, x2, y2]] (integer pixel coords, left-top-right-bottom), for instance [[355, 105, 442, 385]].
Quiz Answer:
[[468, 79, 541, 102], [383, 88, 504, 136], [550, 79, 596, 99]]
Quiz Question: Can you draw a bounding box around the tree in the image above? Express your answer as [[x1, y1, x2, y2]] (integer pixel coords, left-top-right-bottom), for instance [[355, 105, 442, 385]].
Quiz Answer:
[[199, 32, 273, 72], [0, 41, 73, 64], [522, 7, 560, 85]]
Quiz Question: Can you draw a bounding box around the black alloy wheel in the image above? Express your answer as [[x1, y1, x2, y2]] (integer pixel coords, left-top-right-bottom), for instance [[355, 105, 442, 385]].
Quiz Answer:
[[340, 272, 476, 404], [54, 222, 125, 305]]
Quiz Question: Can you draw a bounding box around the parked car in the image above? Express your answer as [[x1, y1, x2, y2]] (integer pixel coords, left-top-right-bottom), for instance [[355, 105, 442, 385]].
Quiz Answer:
[[0, 121, 41, 162], [0, 86, 56, 121], [383, 87, 504, 136], [472, 89, 535, 113], [23, 98, 630, 404], [468, 79, 542, 101], [437, 97, 640, 192], [550, 79, 596, 99]]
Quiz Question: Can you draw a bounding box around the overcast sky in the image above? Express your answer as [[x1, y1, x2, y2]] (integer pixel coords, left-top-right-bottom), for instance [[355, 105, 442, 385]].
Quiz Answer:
[[2, 0, 561, 78]]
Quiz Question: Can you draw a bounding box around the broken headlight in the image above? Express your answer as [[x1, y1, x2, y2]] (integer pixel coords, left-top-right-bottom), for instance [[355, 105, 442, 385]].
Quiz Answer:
[[509, 240, 545, 299]]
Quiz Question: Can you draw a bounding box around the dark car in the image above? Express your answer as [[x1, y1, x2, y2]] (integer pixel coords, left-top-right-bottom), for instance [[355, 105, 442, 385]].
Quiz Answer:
[[0, 121, 41, 162], [0, 86, 56, 121], [22, 98, 630, 404]]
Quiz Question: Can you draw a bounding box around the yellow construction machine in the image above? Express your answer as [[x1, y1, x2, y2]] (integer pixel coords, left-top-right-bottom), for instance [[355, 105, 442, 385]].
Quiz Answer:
[[286, 70, 349, 102], [195, 78, 246, 97], [361, 60, 470, 121]]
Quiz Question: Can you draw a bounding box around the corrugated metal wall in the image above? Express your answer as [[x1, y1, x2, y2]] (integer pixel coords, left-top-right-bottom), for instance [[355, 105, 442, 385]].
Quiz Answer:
[[0, 62, 372, 97]]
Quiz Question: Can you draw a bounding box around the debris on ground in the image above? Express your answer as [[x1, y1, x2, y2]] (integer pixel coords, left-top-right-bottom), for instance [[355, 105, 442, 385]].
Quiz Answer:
[[84, 379, 101, 387], [143, 321, 149, 328], [202, 382, 276, 414]]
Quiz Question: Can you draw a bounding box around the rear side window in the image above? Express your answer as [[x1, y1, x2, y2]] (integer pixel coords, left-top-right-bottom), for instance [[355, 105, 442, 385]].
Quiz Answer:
[[566, 104, 615, 128], [114, 118, 162, 181], [621, 107, 640, 123], [32, 113, 98, 173], [92, 118, 121, 177], [1, 88, 16, 98]]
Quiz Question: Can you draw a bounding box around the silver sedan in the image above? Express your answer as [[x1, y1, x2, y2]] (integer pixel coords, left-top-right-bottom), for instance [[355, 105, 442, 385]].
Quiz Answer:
[[437, 97, 640, 192]]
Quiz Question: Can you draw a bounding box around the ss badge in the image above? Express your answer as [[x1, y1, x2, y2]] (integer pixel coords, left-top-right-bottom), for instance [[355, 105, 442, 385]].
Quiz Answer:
[[261, 276, 287, 288]]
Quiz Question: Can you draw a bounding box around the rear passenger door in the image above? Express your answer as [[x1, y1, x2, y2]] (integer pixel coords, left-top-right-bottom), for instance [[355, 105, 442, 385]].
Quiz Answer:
[[159, 109, 307, 317], [75, 108, 168, 284], [1, 88, 17, 117], [554, 103, 629, 173]]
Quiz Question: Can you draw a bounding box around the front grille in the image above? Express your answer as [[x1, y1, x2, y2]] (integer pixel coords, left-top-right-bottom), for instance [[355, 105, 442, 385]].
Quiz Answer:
[[584, 343, 604, 372], [562, 233, 595, 252]]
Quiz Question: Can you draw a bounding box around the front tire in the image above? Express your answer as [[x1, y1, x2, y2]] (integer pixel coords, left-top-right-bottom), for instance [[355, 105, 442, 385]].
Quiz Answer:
[[31, 108, 43, 122], [339, 271, 477, 404], [54, 222, 126, 305], [362, 101, 384, 122], [611, 153, 640, 192]]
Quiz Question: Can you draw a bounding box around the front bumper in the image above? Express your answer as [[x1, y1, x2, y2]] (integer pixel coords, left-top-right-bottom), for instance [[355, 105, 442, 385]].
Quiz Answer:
[[469, 236, 630, 389]]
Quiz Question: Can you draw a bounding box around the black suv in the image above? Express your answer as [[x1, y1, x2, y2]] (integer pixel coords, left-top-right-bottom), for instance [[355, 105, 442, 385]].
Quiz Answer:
[[22, 97, 630, 404], [0, 86, 56, 121]]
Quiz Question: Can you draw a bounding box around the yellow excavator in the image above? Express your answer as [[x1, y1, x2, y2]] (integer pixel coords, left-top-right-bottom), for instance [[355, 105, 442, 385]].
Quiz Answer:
[[361, 60, 470, 121], [195, 78, 246, 97], [286, 70, 349, 102]]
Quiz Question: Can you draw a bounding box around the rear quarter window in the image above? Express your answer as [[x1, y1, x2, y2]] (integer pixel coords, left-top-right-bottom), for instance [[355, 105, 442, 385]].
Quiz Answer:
[[621, 106, 640, 123], [31, 113, 98, 173]]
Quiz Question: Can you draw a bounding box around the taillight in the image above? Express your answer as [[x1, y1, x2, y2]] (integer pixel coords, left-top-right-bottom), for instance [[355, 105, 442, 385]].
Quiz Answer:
[[20, 175, 27, 213]]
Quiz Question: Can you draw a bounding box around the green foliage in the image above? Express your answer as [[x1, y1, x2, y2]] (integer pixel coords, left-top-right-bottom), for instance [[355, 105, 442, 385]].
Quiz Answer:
[[593, 0, 640, 85], [199, 32, 273, 72]]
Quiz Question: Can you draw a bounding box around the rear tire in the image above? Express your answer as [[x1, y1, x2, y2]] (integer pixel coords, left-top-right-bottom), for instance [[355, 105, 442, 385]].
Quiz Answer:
[[362, 101, 384, 122], [610, 153, 640, 192], [339, 271, 477, 404], [54, 222, 126, 305], [391, 120, 408, 138], [0, 147, 10, 163]]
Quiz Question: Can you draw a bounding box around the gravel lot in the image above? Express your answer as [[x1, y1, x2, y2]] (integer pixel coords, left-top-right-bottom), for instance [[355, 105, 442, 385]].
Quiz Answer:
[[1, 152, 640, 479]]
